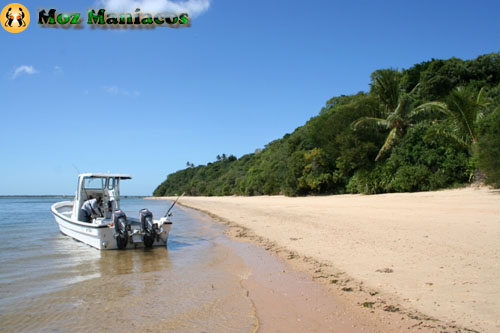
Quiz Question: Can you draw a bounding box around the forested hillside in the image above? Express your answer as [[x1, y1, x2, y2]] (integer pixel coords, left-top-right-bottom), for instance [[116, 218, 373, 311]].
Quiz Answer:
[[154, 53, 500, 196]]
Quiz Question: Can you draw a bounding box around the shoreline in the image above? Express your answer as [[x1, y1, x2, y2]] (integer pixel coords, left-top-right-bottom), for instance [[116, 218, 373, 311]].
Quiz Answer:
[[178, 202, 447, 332], [150, 188, 500, 332]]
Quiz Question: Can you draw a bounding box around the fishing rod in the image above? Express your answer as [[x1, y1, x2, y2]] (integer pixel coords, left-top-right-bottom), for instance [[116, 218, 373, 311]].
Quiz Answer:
[[164, 192, 185, 217], [73, 164, 92, 201]]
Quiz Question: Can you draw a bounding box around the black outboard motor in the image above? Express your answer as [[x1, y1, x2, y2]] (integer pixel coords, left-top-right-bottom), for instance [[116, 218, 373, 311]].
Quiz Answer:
[[140, 209, 156, 248], [113, 210, 129, 249]]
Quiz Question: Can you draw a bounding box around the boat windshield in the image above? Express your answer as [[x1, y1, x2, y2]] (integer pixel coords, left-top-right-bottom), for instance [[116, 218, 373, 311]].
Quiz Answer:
[[83, 177, 105, 189]]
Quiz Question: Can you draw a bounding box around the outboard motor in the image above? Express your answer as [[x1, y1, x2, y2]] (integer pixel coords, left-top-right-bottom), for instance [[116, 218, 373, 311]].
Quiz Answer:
[[113, 210, 129, 249], [140, 209, 156, 248]]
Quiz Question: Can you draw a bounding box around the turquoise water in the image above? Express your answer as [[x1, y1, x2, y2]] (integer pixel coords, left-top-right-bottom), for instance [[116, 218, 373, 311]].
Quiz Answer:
[[0, 197, 257, 332]]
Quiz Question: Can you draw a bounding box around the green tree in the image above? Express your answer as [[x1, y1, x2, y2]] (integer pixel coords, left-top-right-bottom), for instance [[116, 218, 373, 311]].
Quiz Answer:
[[154, 54, 500, 197], [412, 86, 489, 154], [301, 148, 333, 193], [352, 69, 418, 160], [477, 108, 500, 187]]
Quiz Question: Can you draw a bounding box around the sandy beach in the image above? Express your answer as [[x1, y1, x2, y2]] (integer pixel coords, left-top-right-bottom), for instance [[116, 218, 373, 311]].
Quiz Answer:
[[153, 188, 500, 332]]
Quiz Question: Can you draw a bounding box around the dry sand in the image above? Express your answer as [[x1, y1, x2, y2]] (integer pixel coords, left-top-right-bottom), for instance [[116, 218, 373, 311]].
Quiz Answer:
[[155, 187, 500, 332]]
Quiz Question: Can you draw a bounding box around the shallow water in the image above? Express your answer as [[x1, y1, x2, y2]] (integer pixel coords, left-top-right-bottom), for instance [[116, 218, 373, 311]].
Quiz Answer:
[[0, 197, 258, 332]]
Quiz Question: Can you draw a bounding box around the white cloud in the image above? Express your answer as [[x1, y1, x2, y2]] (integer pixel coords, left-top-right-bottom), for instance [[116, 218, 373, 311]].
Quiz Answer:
[[12, 65, 38, 79], [99, 0, 211, 17], [53, 66, 63, 74], [102, 85, 140, 97], [103, 85, 120, 95]]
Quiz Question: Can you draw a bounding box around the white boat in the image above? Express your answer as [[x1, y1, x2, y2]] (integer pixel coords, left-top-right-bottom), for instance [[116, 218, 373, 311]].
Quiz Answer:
[[51, 173, 173, 250]]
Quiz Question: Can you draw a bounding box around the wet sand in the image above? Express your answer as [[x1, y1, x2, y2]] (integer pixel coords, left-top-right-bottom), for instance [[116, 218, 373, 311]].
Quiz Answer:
[[153, 188, 500, 332]]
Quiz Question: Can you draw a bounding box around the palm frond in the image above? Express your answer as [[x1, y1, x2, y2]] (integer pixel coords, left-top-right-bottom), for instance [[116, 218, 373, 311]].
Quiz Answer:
[[410, 101, 448, 119], [423, 124, 469, 151], [395, 94, 414, 118], [408, 82, 421, 95], [375, 128, 397, 161], [476, 86, 489, 106], [351, 117, 387, 129], [372, 70, 400, 114], [448, 87, 479, 142]]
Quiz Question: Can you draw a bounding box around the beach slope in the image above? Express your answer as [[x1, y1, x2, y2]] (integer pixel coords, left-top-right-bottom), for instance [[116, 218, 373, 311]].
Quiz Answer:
[[155, 188, 500, 332]]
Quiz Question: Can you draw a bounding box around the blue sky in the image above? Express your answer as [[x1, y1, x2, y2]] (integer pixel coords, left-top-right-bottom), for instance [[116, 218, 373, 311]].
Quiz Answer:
[[1, 0, 499, 195]]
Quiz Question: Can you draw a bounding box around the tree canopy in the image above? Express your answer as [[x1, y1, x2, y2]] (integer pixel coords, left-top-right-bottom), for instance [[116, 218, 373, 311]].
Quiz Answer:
[[154, 53, 500, 196]]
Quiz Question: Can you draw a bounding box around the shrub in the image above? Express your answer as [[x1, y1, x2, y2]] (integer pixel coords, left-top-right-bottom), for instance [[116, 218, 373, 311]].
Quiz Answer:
[[478, 108, 500, 187]]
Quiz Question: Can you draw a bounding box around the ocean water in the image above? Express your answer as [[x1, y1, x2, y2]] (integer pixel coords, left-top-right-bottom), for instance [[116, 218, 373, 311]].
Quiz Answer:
[[0, 197, 258, 332]]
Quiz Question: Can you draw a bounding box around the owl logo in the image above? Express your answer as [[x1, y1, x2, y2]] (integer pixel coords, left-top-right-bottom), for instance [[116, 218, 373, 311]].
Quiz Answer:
[[1, 3, 30, 33]]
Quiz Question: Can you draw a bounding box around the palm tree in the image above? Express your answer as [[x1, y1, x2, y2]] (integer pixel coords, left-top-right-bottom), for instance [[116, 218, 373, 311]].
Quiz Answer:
[[411, 86, 489, 155], [352, 70, 418, 161]]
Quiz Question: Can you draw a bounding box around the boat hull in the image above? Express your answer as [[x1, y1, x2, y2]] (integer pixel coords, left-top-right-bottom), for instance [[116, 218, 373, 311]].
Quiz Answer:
[[51, 201, 172, 250]]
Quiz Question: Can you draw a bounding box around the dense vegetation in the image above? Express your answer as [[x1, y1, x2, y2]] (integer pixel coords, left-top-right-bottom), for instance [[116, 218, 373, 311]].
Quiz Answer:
[[154, 53, 500, 196]]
